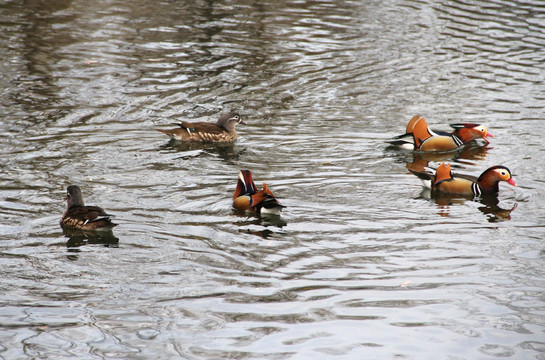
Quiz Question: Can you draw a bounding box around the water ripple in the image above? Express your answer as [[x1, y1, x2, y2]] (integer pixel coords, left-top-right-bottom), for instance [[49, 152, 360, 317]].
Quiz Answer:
[[1, 0, 545, 358]]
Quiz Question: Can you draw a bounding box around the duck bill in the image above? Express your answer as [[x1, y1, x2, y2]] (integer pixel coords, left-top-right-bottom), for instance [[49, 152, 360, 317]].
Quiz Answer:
[[507, 178, 517, 187]]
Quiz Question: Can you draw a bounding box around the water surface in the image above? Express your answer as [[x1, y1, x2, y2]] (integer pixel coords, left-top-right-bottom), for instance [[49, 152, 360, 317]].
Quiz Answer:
[[1, 0, 545, 359]]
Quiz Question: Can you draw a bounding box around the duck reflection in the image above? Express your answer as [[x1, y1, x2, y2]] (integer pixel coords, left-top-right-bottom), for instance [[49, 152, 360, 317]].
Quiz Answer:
[[420, 190, 517, 222], [160, 140, 245, 163], [63, 228, 119, 249], [233, 213, 287, 238], [233, 211, 287, 228], [477, 196, 518, 223], [406, 143, 489, 173]]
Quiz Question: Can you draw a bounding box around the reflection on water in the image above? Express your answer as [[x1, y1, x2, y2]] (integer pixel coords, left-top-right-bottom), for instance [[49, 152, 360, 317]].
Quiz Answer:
[[1, 0, 545, 359], [478, 198, 518, 223], [63, 228, 120, 249], [396, 142, 490, 173], [233, 214, 287, 239], [419, 189, 518, 222], [63, 228, 119, 261], [159, 140, 245, 164]]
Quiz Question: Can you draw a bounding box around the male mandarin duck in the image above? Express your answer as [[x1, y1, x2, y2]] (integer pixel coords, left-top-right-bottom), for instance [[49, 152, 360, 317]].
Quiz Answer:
[[391, 115, 493, 151], [232, 170, 285, 215], [409, 162, 516, 196], [156, 112, 244, 142], [60, 185, 117, 230]]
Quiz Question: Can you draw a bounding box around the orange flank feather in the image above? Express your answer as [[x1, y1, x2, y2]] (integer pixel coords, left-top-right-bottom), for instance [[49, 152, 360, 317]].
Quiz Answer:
[[433, 162, 452, 185], [262, 183, 275, 197], [411, 116, 432, 149], [406, 115, 424, 134]]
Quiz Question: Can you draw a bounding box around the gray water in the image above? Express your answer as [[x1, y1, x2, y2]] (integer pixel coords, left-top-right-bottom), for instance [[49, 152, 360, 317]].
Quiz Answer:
[[1, 0, 544, 359]]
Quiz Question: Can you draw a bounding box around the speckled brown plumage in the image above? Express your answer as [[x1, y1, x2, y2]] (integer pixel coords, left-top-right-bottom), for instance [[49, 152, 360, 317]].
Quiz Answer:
[[156, 112, 244, 142], [60, 185, 117, 230]]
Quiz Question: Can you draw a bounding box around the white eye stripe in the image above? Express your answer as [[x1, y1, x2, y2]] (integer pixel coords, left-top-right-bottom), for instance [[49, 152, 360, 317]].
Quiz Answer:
[[493, 169, 509, 177]]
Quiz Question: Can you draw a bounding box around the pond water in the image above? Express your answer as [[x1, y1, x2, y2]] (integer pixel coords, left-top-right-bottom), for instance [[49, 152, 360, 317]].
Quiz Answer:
[[1, 0, 544, 359]]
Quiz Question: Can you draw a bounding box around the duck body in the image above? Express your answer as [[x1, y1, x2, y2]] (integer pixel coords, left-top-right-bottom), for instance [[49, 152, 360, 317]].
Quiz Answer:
[[232, 170, 285, 215], [409, 162, 516, 196], [60, 185, 117, 230], [391, 115, 492, 151], [156, 112, 244, 142]]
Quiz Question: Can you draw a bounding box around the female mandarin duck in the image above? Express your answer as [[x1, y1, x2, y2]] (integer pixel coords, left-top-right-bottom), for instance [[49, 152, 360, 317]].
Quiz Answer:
[[156, 112, 244, 142], [409, 162, 516, 196], [391, 115, 493, 151], [60, 185, 117, 230], [232, 170, 285, 215]]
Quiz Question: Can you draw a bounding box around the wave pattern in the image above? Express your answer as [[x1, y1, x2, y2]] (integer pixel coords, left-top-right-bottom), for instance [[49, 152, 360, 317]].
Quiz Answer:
[[0, 0, 544, 359]]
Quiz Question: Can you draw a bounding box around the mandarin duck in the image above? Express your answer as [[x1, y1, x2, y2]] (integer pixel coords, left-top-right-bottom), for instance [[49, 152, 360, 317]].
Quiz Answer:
[[60, 185, 117, 230], [156, 112, 244, 142], [391, 115, 493, 151], [232, 170, 285, 215], [409, 162, 516, 196]]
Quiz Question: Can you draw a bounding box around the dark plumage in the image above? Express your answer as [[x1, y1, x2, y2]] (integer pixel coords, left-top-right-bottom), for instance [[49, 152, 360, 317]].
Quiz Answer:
[[156, 112, 244, 142], [60, 185, 117, 230]]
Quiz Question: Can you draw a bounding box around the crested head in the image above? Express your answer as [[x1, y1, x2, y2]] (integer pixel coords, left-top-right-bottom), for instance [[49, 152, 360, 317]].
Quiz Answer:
[[477, 165, 516, 193], [66, 185, 85, 208], [239, 170, 255, 190], [233, 170, 258, 199], [479, 166, 516, 184], [451, 123, 493, 143], [217, 112, 244, 131]]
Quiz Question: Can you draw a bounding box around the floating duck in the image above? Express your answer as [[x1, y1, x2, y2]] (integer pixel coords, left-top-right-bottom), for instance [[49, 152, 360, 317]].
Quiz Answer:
[[60, 185, 117, 230], [156, 112, 244, 142], [391, 115, 493, 151], [409, 162, 516, 196], [232, 170, 284, 215]]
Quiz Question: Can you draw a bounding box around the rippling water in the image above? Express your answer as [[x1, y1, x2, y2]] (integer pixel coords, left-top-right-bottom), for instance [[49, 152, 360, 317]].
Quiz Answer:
[[1, 0, 545, 358]]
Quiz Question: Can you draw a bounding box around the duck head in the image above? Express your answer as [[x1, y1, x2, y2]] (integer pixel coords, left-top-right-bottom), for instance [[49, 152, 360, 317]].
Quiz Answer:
[[450, 123, 493, 143], [217, 112, 245, 131], [66, 185, 85, 208], [478, 165, 516, 192]]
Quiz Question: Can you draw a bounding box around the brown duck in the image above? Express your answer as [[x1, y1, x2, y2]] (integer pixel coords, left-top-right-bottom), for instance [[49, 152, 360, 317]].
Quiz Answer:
[[60, 185, 117, 230], [156, 112, 244, 142], [409, 162, 516, 196]]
